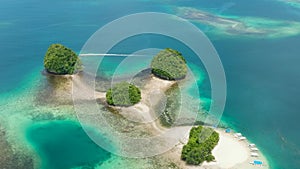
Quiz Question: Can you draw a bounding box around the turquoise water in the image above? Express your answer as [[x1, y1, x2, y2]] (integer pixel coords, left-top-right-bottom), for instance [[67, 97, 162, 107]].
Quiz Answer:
[[0, 0, 300, 169], [26, 121, 111, 169]]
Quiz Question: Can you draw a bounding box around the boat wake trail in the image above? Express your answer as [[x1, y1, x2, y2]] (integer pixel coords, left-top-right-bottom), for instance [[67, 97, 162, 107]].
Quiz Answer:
[[79, 53, 147, 57]]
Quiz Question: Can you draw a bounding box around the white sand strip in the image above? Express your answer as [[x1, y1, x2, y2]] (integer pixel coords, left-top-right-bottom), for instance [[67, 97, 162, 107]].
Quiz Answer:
[[202, 129, 249, 168]]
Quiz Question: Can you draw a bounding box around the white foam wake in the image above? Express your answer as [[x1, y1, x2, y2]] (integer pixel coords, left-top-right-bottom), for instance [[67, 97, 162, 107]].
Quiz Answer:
[[79, 53, 146, 57]]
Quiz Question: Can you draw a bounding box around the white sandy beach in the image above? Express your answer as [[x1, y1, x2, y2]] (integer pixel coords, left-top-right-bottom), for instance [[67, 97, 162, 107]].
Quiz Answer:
[[166, 128, 269, 169], [202, 129, 249, 168]]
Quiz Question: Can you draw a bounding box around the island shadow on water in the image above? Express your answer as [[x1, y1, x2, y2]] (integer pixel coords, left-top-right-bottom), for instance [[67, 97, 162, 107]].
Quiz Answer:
[[26, 120, 112, 169]]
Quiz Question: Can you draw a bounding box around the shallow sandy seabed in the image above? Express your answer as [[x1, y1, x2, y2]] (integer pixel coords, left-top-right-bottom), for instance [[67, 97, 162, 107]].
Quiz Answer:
[[175, 7, 300, 39], [278, 0, 300, 8]]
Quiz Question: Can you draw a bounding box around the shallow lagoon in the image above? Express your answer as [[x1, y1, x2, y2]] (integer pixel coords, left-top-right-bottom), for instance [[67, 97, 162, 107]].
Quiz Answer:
[[26, 121, 111, 169]]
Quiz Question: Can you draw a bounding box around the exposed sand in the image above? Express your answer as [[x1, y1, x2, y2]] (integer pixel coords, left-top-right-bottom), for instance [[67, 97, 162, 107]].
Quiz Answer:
[[165, 128, 269, 169], [122, 76, 174, 123], [95, 76, 175, 134], [205, 129, 248, 168]]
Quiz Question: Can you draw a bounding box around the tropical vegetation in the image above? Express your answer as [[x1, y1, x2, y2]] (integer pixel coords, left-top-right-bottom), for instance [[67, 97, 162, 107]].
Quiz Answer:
[[44, 44, 82, 75], [151, 48, 187, 80], [181, 126, 219, 165], [106, 82, 141, 106]]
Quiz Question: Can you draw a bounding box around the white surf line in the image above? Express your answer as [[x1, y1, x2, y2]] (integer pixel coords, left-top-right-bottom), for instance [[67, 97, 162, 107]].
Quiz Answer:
[[79, 53, 147, 57]]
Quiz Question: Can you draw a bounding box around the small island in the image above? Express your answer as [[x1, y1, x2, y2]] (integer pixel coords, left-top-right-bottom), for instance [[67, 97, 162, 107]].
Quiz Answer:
[[106, 82, 141, 107], [41, 44, 83, 105], [44, 44, 82, 75], [151, 48, 187, 80]]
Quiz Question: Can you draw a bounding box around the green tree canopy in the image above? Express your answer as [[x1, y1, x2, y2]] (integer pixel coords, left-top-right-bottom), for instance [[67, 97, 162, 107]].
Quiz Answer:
[[106, 82, 141, 107], [181, 126, 219, 165], [151, 48, 187, 80], [44, 44, 82, 75]]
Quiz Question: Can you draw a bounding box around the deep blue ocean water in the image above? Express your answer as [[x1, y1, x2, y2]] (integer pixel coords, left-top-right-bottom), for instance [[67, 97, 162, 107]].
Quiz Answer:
[[0, 0, 300, 168]]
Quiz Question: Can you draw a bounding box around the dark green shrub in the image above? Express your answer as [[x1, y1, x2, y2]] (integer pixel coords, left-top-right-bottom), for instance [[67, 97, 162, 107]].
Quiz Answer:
[[44, 44, 82, 75], [106, 82, 141, 106], [181, 126, 219, 165], [151, 48, 187, 80]]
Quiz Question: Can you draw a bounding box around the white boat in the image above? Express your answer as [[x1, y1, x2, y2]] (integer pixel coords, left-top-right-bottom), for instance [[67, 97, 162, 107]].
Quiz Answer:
[[234, 133, 242, 137], [250, 148, 259, 151], [239, 136, 246, 141], [249, 143, 256, 147], [251, 153, 259, 157]]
